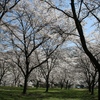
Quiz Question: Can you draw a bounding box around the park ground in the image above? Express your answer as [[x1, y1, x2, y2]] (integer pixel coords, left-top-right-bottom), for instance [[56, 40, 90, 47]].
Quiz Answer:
[[0, 87, 98, 100]]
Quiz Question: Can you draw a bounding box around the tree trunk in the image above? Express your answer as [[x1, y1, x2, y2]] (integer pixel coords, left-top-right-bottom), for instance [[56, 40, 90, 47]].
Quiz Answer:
[[22, 75, 28, 94], [65, 83, 68, 89], [0, 79, 2, 85], [36, 81, 39, 89], [60, 83, 63, 89], [91, 79, 95, 95], [0, 76, 3, 85], [98, 72, 100, 100], [91, 84, 94, 95], [88, 84, 91, 93], [65, 81, 68, 89], [45, 76, 49, 92]]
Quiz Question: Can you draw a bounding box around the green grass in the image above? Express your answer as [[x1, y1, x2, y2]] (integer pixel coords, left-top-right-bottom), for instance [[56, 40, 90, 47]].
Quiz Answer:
[[0, 87, 98, 100]]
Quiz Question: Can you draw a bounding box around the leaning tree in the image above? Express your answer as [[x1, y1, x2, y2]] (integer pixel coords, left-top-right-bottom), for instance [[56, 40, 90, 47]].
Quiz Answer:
[[41, 0, 100, 99]]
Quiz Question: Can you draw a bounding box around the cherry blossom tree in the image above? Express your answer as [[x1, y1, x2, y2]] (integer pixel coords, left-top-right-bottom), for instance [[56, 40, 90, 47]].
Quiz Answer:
[[41, 0, 100, 99], [0, 0, 20, 21], [0, 52, 10, 85], [1, 0, 66, 94]]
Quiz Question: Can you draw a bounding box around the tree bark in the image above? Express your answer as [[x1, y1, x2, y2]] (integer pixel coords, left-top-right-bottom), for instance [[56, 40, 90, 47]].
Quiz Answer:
[[65, 80, 68, 89], [0, 79, 2, 85], [60, 82, 63, 89], [71, 1, 100, 99], [98, 72, 100, 100], [36, 81, 40, 89], [22, 75, 28, 94], [45, 76, 49, 92], [88, 84, 91, 93], [91, 84, 94, 95], [91, 78, 96, 95]]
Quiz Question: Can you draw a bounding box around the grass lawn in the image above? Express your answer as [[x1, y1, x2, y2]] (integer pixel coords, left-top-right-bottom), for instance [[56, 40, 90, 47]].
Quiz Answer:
[[0, 86, 98, 100]]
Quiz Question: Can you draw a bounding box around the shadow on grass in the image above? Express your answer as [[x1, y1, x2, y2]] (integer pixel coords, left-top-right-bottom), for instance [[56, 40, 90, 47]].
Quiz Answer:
[[23, 89, 97, 100], [43, 90, 97, 100], [0, 87, 98, 100]]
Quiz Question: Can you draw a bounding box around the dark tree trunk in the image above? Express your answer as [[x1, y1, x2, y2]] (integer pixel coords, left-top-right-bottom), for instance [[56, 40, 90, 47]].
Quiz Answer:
[[36, 81, 39, 89], [45, 76, 49, 92], [0, 79, 2, 85], [65, 81, 68, 90], [60, 83, 63, 89], [91, 84, 94, 95], [22, 75, 28, 94], [98, 72, 100, 100], [91, 79, 96, 95], [0, 75, 4, 85], [88, 84, 91, 93], [65, 83, 68, 89]]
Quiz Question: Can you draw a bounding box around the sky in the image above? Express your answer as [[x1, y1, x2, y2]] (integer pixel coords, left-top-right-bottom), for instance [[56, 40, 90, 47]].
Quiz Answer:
[[0, 0, 98, 52]]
